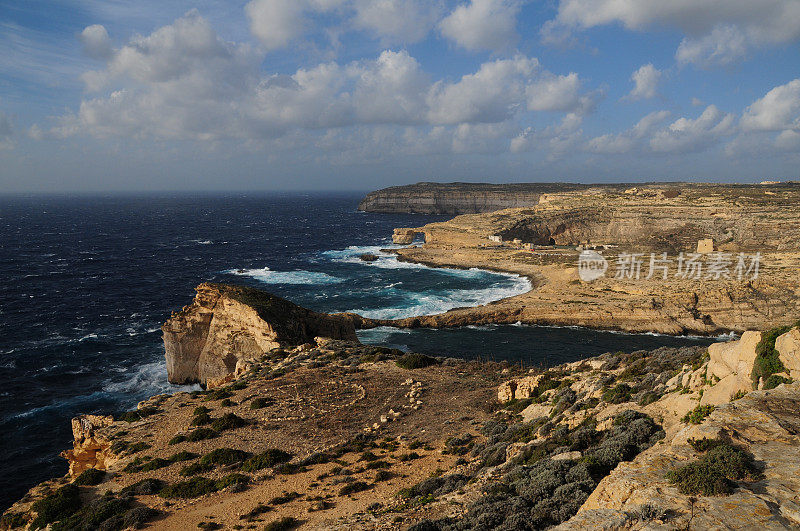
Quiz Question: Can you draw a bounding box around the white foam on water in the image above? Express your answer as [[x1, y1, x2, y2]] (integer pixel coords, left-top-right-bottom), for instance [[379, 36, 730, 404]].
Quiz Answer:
[[357, 326, 412, 344], [228, 267, 343, 285], [349, 273, 531, 320], [103, 359, 200, 398]]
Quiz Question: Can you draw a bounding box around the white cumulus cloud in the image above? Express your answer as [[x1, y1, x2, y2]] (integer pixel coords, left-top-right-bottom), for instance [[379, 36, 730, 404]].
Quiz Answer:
[[79, 24, 113, 60], [439, 0, 521, 52], [650, 105, 735, 153], [628, 63, 661, 99], [740, 79, 800, 132], [352, 0, 443, 44], [545, 0, 800, 67]]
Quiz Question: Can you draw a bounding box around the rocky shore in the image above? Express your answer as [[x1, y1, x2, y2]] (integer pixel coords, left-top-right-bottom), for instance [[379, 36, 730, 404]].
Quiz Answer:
[[373, 183, 800, 335], [4, 284, 800, 529]]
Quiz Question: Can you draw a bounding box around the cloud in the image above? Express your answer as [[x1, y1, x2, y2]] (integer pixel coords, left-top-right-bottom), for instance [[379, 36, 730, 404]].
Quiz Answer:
[[352, 0, 443, 44], [545, 0, 800, 66], [79, 24, 113, 60], [676, 25, 747, 67], [740, 79, 800, 132], [44, 13, 599, 145], [628, 64, 661, 99], [586, 110, 670, 153], [427, 55, 537, 124], [650, 105, 735, 152], [724, 79, 800, 157], [439, 0, 521, 52], [245, 0, 345, 51]]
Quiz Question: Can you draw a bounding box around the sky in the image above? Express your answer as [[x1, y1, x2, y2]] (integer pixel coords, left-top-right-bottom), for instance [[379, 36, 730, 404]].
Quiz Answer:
[[1, 0, 799, 192]]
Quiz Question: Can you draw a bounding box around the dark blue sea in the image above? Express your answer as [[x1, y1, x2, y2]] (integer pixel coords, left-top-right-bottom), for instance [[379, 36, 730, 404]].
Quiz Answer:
[[0, 193, 719, 510]]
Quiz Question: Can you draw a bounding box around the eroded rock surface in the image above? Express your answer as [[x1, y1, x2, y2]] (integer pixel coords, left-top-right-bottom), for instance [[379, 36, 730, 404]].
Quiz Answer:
[[560, 383, 800, 530], [162, 283, 358, 386]]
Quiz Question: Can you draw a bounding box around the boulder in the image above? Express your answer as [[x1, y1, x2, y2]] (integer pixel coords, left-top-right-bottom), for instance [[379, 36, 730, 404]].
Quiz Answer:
[[163, 283, 358, 386], [702, 331, 761, 406], [776, 327, 800, 380], [706, 331, 760, 381], [498, 374, 544, 402]]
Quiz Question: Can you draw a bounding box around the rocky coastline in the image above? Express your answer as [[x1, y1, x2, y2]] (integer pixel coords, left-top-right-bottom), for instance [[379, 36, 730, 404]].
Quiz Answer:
[[371, 183, 800, 335], [4, 282, 800, 529], [5, 182, 800, 529]]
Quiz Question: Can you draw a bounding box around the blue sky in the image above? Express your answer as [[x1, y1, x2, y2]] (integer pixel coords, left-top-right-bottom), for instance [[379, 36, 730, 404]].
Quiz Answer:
[[1, 0, 799, 192]]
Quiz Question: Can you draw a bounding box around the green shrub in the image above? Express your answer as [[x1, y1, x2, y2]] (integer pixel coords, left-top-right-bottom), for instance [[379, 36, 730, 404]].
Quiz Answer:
[[200, 448, 252, 466], [365, 460, 390, 470], [219, 399, 234, 407], [169, 451, 199, 462], [126, 442, 151, 454], [682, 404, 715, 424], [751, 326, 790, 386], [339, 481, 370, 496], [168, 435, 187, 445], [374, 470, 394, 482], [763, 374, 793, 390], [180, 462, 214, 476], [241, 449, 293, 472], [203, 388, 233, 402], [398, 452, 420, 462], [50, 494, 135, 531], [214, 473, 250, 490], [731, 390, 748, 401], [210, 413, 248, 432], [666, 440, 760, 495], [159, 477, 218, 499], [72, 468, 106, 486], [249, 397, 273, 410], [30, 485, 82, 529], [502, 399, 534, 414], [602, 384, 633, 404], [193, 406, 211, 416], [186, 428, 218, 442], [396, 353, 438, 369], [121, 478, 166, 495], [269, 492, 301, 505], [191, 412, 212, 426], [263, 517, 299, 531]]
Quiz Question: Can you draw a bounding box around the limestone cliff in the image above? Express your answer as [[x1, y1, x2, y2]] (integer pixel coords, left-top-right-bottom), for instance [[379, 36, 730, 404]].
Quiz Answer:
[[358, 182, 593, 214], [162, 283, 358, 386]]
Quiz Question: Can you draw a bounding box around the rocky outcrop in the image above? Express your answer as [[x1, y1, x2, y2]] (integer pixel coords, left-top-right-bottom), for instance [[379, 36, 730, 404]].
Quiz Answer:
[[359, 182, 592, 214], [162, 283, 358, 386], [60, 415, 115, 477], [776, 327, 800, 379], [392, 228, 422, 244], [560, 382, 800, 530], [701, 330, 760, 405]]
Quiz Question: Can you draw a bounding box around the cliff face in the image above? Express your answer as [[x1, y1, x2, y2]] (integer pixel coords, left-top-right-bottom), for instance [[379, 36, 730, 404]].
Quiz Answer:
[[358, 182, 593, 214], [162, 283, 358, 386]]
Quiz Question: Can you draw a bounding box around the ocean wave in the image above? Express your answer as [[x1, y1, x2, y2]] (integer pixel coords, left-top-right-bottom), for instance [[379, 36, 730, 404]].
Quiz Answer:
[[227, 267, 343, 285], [356, 326, 412, 344], [349, 274, 531, 320], [190, 239, 213, 245], [103, 360, 200, 398]]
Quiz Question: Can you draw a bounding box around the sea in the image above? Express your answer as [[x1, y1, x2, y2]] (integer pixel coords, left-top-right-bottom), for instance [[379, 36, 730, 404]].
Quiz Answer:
[[0, 192, 720, 510]]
